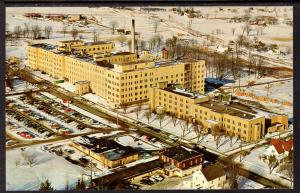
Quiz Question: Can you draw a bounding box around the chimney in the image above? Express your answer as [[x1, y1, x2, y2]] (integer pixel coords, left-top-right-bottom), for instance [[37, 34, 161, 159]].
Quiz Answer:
[[131, 19, 136, 53]]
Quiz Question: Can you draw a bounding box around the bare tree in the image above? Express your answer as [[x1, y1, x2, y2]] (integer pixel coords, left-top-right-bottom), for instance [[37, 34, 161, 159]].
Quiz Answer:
[[71, 27, 79, 40], [245, 23, 251, 36], [267, 155, 278, 174], [27, 154, 37, 167], [228, 132, 234, 147], [6, 23, 9, 34], [231, 27, 236, 35], [135, 103, 143, 120], [171, 112, 179, 126], [122, 105, 128, 114], [109, 21, 118, 35], [144, 111, 152, 124], [224, 158, 240, 190], [215, 134, 223, 149], [279, 152, 293, 188], [44, 26, 53, 39], [205, 13, 209, 19], [21, 150, 37, 167], [31, 24, 41, 39], [14, 25, 22, 39], [93, 29, 98, 42], [239, 150, 251, 161], [139, 40, 146, 53], [15, 158, 21, 168], [260, 26, 264, 36], [255, 26, 260, 36], [158, 112, 165, 129], [192, 122, 203, 143], [62, 25, 68, 37], [153, 20, 160, 33], [180, 119, 190, 138], [243, 8, 251, 21], [23, 23, 30, 38]]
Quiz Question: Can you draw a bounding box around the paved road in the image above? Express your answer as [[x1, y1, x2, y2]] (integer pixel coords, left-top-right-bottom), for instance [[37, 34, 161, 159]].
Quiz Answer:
[[222, 78, 293, 89], [91, 159, 164, 189], [6, 130, 107, 150]]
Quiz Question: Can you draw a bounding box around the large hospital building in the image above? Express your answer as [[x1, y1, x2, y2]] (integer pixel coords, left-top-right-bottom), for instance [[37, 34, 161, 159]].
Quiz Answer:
[[28, 40, 205, 107]]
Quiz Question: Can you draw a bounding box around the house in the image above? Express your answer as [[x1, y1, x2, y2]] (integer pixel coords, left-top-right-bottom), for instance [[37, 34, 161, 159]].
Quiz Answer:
[[68, 14, 84, 22], [45, 14, 65, 21], [216, 45, 228, 53], [264, 138, 293, 161], [183, 163, 229, 189], [23, 13, 42, 19], [159, 146, 204, 177], [117, 29, 125, 35]]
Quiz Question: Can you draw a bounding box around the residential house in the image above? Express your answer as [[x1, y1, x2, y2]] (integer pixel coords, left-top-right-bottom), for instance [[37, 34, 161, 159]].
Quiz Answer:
[[264, 138, 293, 161], [159, 146, 204, 177], [183, 163, 229, 189]]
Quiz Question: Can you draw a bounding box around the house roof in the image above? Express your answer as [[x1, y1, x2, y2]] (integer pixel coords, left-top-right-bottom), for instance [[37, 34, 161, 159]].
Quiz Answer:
[[270, 138, 293, 154], [202, 163, 225, 181], [160, 146, 203, 162]]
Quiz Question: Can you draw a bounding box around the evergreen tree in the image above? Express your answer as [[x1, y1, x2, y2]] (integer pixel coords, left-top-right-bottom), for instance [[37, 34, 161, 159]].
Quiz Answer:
[[39, 179, 55, 191], [75, 177, 86, 190]]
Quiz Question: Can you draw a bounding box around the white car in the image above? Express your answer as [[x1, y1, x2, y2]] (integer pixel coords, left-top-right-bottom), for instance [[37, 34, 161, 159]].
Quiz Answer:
[[169, 135, 178, 140], [153, 174, 164, 182]]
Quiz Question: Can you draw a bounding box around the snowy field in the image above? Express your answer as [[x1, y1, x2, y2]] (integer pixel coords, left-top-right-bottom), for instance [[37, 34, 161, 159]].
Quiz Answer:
[[234, 145, 292, 188], [218, 73, 293, 118], [6, 6, 293, 66], [6, 146, 88, 191]]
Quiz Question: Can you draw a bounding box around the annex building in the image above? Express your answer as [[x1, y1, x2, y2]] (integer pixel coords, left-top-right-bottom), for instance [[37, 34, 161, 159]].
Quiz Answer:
[[150, 83, 288, 142]]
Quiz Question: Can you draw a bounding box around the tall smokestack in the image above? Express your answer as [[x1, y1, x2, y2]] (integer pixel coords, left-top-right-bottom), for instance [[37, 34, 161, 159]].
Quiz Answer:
[[131, 19, 135, 53]]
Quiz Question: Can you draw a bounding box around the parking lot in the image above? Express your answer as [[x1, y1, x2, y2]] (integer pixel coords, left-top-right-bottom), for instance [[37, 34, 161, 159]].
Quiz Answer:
[[5, 92, 119, 146]]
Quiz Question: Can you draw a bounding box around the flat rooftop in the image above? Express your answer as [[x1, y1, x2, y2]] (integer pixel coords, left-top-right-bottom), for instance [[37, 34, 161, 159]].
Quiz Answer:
[[60, 40, 83, 43], [94, 51, 134, 57], [31, 43, 56, 50], [197, 100, 262, 120], [85, 41, 112, 46], [76, 137, 138, 161], [160, 146, 203, 162], [164, 85, 206, 99], [202, 163, 225, 181]]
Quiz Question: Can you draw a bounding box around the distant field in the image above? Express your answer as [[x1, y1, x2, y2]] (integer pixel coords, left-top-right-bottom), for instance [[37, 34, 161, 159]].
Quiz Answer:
[[271, 36, 293, 42]]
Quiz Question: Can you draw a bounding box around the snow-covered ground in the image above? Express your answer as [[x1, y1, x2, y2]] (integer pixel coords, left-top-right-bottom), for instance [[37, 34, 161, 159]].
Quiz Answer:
[[237, 176, 265, 189], [115, 134, 163, 151], [6, 146, 89, 191], [218, 73, 293, 118], [6, 6, 293, 66], [234, 145, 292, 188]]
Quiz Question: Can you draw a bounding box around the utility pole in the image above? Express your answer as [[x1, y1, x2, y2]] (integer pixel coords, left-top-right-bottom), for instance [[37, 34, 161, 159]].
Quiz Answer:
[[239, 139, 243, 162], [116, 110, 119, 129]]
